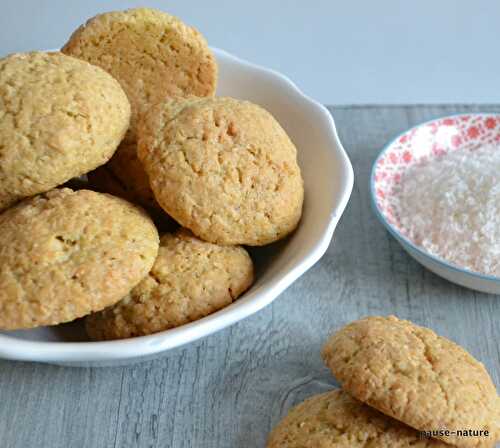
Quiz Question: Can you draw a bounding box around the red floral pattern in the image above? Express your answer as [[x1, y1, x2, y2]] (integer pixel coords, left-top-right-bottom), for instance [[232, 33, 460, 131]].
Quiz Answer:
[[373, 114, 500, 229]]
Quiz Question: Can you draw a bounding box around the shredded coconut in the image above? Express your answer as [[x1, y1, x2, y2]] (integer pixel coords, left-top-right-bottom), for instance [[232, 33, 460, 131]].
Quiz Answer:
[[393, 143, 500, 276]]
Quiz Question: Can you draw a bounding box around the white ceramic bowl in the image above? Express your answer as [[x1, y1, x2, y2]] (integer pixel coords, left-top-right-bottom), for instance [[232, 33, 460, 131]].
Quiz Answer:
[[0, 47, 353, 366], [371, 112, 500, 294]]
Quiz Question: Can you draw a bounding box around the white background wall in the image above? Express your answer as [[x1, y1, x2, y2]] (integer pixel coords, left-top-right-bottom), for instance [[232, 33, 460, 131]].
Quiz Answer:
[[0, 0, 497, 105]]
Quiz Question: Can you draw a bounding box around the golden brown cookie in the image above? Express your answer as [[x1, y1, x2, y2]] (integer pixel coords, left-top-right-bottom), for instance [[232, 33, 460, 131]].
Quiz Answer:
[[322, 316, 500, 448], [87, 141, 160, 211], [88, 97, 201, 215], [0, 51, 130, 211], [86, 229, 254, 340], [267, 389, 448, 447], [87, 141, 178, 232], [62, 7, 217, 141], [138, 97, 304, 246], [0, 189, 159, 330]]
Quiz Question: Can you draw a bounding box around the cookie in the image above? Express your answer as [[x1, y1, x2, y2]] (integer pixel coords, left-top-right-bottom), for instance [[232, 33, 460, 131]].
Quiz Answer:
[[96, 96, 204, 209], [62, 7, 217, 141], [86, 229, 253, 340], [138, 97, 304, 246], [321, 316, 500, 447], [88, 97, 189, 214], [0, 189, 159, 330], [87, 159, 177, 233], [89, 96, 203, 212], [267, 389, 448, 447], [88, 141, 160, 211], [0, 51, 130, 211]]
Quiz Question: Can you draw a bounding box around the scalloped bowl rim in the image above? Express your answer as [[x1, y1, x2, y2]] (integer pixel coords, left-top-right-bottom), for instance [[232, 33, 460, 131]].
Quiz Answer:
[[0, 47, 354, 363], [370, 112, 500, 286]]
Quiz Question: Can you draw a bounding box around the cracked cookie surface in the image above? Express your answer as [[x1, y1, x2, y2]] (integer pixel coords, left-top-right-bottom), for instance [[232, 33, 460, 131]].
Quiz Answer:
[[87, 153, 177, 233], [85, 228, 253, 340], [62, 7, 217, 142], [0, 51, 130, 211], [267, 389, 448, 447], [0, 188, 159, 330], [138, 97, 304, 245], [321, 316, 500, 448], [88, 96, 200, 215], [88, 141, 161, 211]]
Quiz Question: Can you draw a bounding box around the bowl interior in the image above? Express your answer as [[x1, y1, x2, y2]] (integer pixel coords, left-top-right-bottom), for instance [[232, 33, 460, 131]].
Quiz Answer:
[[0, 48, 352, 355], [373, 113, 500, 234]]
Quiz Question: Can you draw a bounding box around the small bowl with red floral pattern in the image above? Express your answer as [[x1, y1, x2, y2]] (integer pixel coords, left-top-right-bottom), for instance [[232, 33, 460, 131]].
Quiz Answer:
[[370, 112, 500, 294]]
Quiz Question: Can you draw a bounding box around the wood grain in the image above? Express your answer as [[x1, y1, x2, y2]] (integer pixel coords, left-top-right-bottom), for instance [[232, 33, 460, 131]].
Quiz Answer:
[[0, 105, 499, 448]]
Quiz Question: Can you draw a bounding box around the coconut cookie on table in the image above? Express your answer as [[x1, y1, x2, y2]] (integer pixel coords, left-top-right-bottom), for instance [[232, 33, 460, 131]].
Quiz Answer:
[[86, 229, 254, 340], [321, 316, 500, 448], [0, 51, 130, 211], [138, 97, 304, 246], [267, 389, 449, 447], [0, 189, 159, 330]]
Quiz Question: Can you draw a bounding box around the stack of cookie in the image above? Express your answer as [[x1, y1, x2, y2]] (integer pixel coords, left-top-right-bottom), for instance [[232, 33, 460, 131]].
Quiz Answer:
[[0, 8, 304, 339], [268, 316, 500, 447]]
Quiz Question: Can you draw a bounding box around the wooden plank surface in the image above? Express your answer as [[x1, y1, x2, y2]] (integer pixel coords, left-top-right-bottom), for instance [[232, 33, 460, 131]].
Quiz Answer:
[[0, 105, 499, 448]]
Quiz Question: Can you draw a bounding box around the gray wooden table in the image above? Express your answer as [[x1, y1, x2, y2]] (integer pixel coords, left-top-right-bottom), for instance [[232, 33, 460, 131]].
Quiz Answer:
[[1, 105, 499, 448]]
